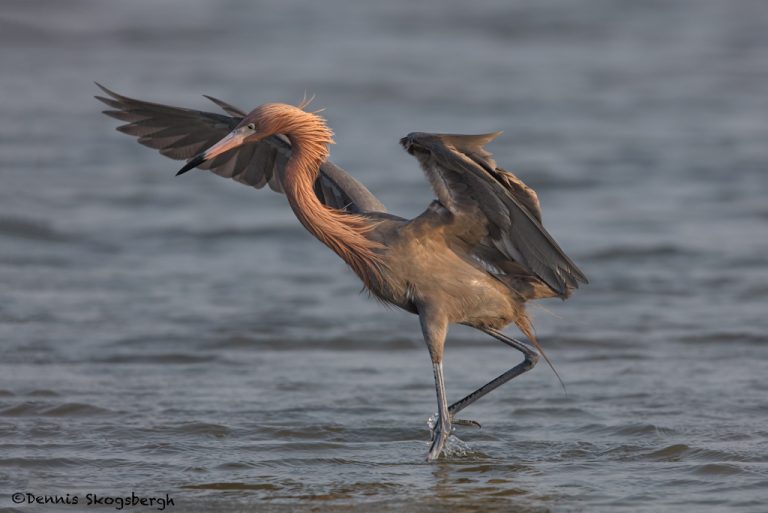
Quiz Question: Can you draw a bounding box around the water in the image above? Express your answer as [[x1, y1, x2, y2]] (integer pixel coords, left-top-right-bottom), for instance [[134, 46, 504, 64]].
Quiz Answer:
[[2, 0, 767, 511]]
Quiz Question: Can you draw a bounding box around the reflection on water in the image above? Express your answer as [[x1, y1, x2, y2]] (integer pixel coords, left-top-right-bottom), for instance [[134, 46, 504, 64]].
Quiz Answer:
[[2, 0, 768, 512]]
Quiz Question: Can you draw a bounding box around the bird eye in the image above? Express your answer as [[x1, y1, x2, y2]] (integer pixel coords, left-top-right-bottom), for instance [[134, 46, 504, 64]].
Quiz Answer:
[[247, 123, 256, 130]]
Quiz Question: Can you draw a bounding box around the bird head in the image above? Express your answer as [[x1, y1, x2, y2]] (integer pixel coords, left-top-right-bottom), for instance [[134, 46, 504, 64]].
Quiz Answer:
[[176, 103, 332, 176]]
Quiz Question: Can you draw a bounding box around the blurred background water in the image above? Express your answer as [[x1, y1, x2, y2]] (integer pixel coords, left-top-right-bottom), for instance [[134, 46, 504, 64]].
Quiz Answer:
[[1, 0, 767, 512]]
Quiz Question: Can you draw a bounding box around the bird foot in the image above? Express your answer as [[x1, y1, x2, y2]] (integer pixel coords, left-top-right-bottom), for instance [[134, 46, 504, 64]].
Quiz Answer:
[[453, 418, 482, 429], [428, 413, 481, 433], [426, 415, 451, 462], [425, 414, 481, 462]]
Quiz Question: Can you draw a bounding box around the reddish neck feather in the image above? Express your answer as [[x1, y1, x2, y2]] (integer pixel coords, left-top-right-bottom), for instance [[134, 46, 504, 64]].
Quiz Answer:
[[271, 106, 384, 288]]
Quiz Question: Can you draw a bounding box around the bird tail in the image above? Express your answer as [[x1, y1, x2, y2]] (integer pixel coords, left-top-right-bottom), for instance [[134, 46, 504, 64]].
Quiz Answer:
[[516, 316, 567, 395]]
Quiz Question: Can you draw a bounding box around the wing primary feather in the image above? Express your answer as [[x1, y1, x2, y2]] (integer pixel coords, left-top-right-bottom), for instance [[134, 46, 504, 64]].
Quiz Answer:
[[97, 84, 386, 214], [203, 94, 247, 117]]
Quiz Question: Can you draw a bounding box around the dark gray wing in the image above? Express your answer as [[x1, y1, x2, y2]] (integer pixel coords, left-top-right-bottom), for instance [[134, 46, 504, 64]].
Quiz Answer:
[[401, 131, 587, 298], [95, 83, 385, 213]]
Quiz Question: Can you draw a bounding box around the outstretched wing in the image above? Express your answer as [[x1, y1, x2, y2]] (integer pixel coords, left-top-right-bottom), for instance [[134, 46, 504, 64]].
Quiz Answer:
[[401, 131, 587, 298], [96, 83, 385, 213]]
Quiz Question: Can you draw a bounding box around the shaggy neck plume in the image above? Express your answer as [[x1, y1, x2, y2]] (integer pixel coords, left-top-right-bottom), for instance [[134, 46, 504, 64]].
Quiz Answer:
[[273, 107, 383, 289]]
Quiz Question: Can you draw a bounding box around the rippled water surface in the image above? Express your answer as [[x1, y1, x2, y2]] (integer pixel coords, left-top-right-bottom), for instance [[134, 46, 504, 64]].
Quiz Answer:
[[2, 1, 767, 512]]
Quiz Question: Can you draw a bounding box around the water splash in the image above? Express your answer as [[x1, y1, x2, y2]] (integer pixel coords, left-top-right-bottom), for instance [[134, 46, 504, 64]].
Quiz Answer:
[[426, 412, 438, 432], [426, 413, 472, 458]]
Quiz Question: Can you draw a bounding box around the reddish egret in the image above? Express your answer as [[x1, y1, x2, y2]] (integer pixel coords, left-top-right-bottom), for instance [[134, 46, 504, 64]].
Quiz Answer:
[[96, 84, 587, 462]]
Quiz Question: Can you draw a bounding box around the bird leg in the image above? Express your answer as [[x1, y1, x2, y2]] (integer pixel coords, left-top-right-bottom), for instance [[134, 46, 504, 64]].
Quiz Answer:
[[448, 328, 540, 417], [426, 361, 452, 462], [419, 310, 453, 462]]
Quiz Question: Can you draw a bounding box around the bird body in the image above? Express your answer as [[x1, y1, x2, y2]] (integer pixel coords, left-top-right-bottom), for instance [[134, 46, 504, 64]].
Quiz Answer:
[[97, 85, 587, 462], [364, 207, 526, 328]]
